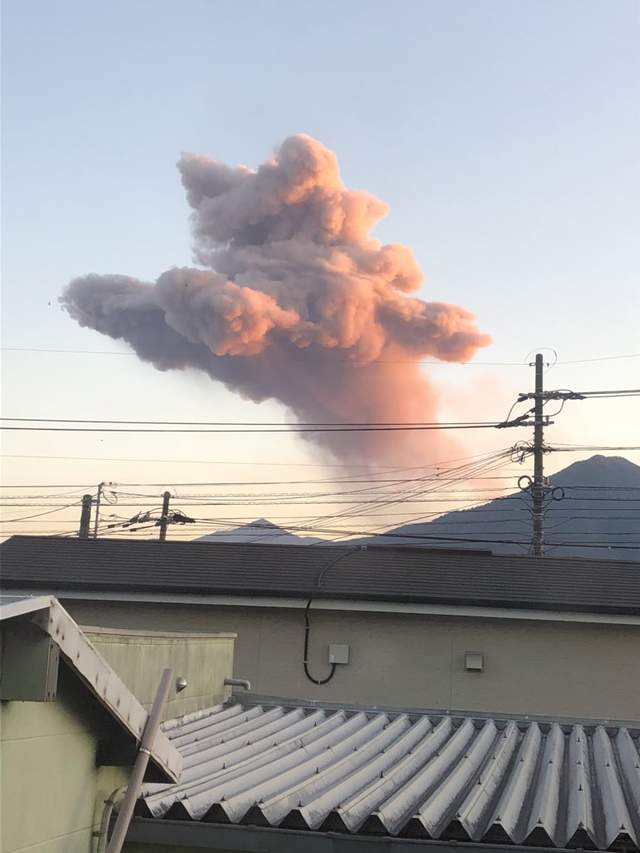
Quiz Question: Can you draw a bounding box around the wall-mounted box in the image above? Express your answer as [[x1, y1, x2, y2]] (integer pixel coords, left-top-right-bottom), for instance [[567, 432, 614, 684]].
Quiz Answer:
[[464, 651, 484, 672], [329, 644, 350, 665]]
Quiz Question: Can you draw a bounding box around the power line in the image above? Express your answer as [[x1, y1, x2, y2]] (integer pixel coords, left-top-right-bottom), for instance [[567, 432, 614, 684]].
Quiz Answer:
[[2, 347, 138, 356], [2, 447, 632, 467], [0, 501, 82, 524], [300, 452, 517, 529], [0, 498, 535, 508], [0, 477, 523, 490], [0, 450, 525, 469], [3, 388, 637, 436], [0, 489, 89, 499], [122, 518, 640, 550], [1, 416, 506, 434], [0, 453, 433, 469], [0, 478, 637, 491], [0, 422, 505, 433], [1, 416, 499, 426], [3, 345, 640, 365], [558, 352, 640, 364], [3, 395, 638, 428], [1, 346, 529, 365], [550, 445, 640, 452], [4, 490, 639, 509], [570, 389, 640, 397]]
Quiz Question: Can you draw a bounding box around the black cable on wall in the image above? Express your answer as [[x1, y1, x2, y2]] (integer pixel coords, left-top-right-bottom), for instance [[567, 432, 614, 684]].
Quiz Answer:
[[303, 549, 356, 686]]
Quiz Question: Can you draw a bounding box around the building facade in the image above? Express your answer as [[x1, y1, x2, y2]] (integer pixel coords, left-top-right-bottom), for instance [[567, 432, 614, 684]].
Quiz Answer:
[[64, 595, 640, 722], [3, 536, 639, 724]]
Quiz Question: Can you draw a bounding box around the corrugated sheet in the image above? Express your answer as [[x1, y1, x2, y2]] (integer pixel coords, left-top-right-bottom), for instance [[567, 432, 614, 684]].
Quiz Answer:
[[2, 535, 640, 615], [138, 703, 640, 850]]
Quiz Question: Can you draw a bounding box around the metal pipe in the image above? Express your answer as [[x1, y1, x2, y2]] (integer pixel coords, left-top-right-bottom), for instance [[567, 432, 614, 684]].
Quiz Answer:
[[224, 677, 252, 691], [105, 668, 173, 853], [94, 786, 126, 853]]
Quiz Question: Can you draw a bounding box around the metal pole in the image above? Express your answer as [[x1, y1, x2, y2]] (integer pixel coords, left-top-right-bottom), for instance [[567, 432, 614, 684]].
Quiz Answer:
[[105, 668, 173, 853], [158, 491, 171, 541], [532, 353, 545, 557], [93, 482, 104, 539], [78, 494, 92, 539]]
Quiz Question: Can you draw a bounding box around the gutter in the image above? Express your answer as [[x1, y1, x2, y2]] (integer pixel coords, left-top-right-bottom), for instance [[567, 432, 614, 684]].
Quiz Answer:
[[8, 586, 640, 627], [126, 818, 602, 853]]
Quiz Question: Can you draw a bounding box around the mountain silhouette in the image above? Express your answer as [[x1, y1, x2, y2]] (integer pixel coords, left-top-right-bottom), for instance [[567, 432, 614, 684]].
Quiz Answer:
[[197, 518, 323, 546], [194, 456, 640, 558], [355, 455, 640, 559]]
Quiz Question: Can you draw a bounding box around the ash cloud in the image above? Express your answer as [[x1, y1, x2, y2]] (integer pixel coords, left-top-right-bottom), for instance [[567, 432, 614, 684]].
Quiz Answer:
[[61, 135, 491, 464]]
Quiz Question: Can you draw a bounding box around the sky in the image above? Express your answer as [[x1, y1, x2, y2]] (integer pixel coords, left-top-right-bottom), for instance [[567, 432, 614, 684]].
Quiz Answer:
[[1, 0, 639, 539]]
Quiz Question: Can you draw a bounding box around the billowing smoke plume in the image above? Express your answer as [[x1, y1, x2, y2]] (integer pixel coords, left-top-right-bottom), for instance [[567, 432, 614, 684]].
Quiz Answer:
[[61, 135, 490, 464]]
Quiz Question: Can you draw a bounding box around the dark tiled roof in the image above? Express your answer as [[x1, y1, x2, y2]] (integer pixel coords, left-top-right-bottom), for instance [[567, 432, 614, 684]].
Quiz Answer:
[[138, 701, 640, 850], [1, 535, 639, 615]]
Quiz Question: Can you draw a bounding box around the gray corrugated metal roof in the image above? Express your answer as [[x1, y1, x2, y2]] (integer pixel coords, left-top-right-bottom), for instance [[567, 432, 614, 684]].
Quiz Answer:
[[2, 536, 640, 615], [138, 703, 640, 850]]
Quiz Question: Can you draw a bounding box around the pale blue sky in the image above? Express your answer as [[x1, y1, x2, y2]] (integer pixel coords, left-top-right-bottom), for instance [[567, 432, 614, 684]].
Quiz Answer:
[[1, 0, 639, 534]]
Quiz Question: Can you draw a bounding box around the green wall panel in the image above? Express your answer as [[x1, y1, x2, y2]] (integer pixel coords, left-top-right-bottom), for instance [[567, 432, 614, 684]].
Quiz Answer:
[[1, 664, 128, 853], [84, 629, 235, 718]]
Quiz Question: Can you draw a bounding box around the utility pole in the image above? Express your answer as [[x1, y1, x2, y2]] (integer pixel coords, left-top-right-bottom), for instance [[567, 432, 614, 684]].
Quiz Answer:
[[93, 482, 104, 539], [158, 491, 171, 541], [499, 358, 637, 556], [78, 494, 92, 539], [532, 353, 545, 557], [498, 352, 551, 556]]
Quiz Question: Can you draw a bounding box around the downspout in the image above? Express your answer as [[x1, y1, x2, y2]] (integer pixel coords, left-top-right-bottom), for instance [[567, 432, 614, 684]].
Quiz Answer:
[[94, 787, 126, 853], [105, 668, 173, 853]]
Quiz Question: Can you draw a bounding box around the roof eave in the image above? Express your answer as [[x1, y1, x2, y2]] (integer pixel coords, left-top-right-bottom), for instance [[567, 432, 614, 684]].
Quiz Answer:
[[126, 817, 609, 853], [3, 579, 639, 618]]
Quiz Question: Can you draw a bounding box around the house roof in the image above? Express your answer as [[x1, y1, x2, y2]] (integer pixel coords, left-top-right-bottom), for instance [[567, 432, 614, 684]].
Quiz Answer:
[[136, 700, 640, 851], [1, 535, 640, 616], [0, 594, 182, 782]]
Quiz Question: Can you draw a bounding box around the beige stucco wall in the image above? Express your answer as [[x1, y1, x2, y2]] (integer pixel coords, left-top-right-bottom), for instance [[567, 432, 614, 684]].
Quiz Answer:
[[0, 664, 128, 853], [64, 598, 640, 723]]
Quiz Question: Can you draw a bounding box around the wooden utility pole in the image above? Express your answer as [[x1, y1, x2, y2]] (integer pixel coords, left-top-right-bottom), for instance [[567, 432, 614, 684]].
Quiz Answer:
[[93, 482, 104, 539], [531, 353, 545, 557], [78, 494, 92, 539], [158, 491, 171, 541]]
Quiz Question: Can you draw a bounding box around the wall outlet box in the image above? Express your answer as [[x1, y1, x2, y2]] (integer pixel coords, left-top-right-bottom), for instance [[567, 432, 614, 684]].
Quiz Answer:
[[464, 652, 484, 672], [329, 644, 350, 665]]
